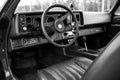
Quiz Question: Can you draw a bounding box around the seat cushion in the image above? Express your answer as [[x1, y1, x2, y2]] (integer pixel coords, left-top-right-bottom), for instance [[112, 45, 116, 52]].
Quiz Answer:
[[22, 57, 93, 80]]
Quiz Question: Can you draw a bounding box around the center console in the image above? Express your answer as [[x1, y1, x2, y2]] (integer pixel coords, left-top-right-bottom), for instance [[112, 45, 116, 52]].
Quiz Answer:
[[65, 46, 99, 60]]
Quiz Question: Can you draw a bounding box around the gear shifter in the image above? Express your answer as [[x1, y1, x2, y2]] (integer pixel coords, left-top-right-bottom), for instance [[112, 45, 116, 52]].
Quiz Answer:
[[82, 36, 88, 51]]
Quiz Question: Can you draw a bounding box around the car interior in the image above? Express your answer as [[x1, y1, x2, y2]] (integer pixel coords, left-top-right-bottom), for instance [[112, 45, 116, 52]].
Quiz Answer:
[[1, 0, 120, 80]]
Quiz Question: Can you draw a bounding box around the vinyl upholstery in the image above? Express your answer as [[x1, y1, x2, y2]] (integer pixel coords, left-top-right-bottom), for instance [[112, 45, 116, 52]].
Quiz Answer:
[[22, 57, 93, 80]]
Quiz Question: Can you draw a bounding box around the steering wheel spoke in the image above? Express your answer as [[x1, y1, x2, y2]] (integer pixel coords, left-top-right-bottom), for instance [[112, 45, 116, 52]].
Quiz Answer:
[[57, 12, 70, 22], [51, 32, 61, 41]]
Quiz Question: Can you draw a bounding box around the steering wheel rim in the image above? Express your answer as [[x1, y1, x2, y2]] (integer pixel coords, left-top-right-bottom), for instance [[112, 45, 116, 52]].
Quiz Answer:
[[41, 4, 79, 47]]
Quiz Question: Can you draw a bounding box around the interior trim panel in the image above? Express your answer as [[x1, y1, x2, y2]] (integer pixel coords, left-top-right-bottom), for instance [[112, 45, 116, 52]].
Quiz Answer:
[[83, 12, 111, 25]]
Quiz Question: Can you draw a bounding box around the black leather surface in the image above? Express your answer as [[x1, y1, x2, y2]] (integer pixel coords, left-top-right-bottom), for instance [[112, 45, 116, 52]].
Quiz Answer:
[[22, 57, 92, 80], [81, 32, 120, 80]]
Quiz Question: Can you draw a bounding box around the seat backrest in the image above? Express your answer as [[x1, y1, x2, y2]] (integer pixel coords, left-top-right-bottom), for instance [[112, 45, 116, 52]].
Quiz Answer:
[[81, 32, 120, 80]]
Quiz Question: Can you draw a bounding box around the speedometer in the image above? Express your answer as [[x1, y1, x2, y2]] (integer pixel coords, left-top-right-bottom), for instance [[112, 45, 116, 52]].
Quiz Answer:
[[34, 20, 39, 28], [46, 16, 55, 23]]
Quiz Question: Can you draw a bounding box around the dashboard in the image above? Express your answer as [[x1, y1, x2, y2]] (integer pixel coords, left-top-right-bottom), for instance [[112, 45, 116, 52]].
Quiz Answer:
[[10, 11, 106, 50]]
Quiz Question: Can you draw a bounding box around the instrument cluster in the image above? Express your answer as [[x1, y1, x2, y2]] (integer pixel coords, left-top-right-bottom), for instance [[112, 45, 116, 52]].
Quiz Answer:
[[18, 12, 81, 35], [19, 15, 42, 33]]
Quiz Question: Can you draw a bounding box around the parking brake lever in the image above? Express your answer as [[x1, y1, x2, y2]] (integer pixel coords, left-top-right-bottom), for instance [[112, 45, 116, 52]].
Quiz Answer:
[[82, 36, 88, 51]]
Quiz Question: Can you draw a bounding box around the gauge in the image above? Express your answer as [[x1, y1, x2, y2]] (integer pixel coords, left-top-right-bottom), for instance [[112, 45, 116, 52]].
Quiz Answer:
[[20, 15, 26, 26], [46, 16, 55, 36], [26, 16, 32, 24], [33, 17, 41, 30], [46, 16, 55, 23], [34, 20, 40, 28]]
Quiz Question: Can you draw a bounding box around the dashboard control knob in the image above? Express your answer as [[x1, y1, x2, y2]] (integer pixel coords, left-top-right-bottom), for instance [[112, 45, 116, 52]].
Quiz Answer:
[[23, 27, 27, 31]]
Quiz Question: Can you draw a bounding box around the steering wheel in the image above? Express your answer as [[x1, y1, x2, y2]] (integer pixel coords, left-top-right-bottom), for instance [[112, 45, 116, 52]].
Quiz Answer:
[[41, 4, 79, 47]]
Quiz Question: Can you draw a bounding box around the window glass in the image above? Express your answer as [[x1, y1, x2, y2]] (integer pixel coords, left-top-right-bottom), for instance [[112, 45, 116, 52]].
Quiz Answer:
[[15, 0, 117, 13], [0, 0, 8, 11], [115, 6, 120, 14]]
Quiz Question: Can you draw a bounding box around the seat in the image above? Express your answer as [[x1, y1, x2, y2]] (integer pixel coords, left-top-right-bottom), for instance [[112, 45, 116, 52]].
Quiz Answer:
[[22, 57, 93, 80]]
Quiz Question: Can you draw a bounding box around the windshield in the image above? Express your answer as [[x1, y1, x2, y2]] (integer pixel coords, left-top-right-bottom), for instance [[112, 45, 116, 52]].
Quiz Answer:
[[15, 0, 118, 13], [0, 0, 118, 12], [0, 0, 7, 11]]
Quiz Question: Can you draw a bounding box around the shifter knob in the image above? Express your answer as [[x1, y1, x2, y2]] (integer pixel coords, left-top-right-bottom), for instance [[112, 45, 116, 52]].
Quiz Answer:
[[82, 36, 87, 42], [82, 36, 88, 51]]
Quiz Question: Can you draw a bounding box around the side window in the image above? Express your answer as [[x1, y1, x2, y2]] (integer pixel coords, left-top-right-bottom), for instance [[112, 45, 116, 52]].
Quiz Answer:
[[115, 6, 120, 15], [0, 0, 8, 11], [81, 0, 116, 12]]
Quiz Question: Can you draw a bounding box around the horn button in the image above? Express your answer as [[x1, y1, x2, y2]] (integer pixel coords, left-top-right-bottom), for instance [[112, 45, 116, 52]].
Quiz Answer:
[[55, 20, 65, 32]]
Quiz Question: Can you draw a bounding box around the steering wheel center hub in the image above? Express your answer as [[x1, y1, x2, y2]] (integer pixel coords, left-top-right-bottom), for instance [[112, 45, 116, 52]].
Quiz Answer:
[[55, 21, 65, 32], [58, 24, 63, 29]]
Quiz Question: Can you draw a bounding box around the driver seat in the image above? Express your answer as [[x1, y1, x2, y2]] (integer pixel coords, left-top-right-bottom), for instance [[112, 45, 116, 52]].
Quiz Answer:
[[22, 57, 92, 80]]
